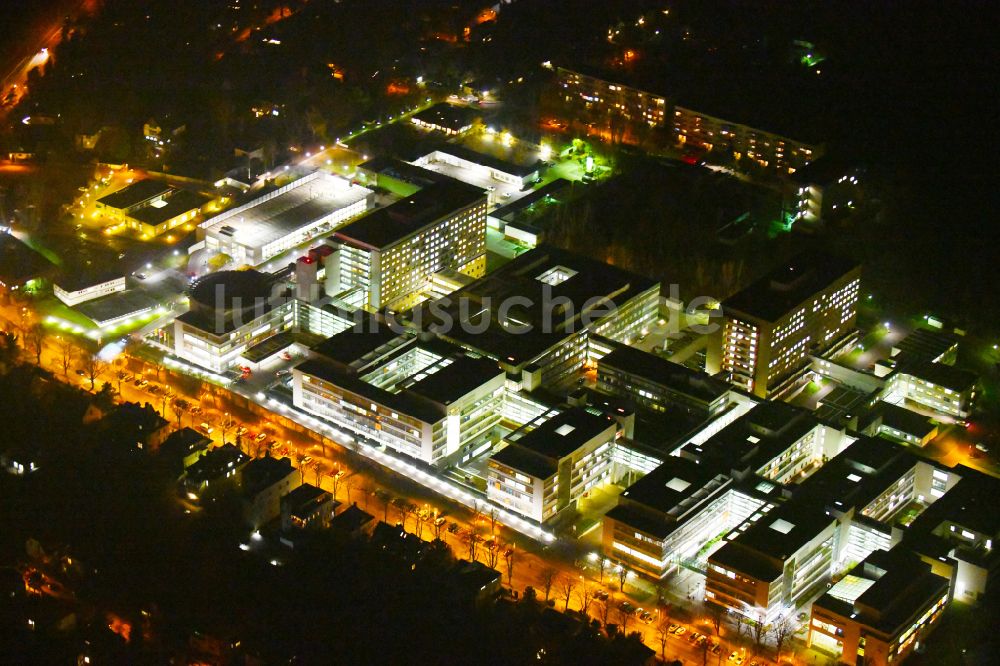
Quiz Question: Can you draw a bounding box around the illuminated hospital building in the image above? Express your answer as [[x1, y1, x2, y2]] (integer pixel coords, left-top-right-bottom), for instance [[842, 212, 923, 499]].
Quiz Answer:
[[708, 251, 861, 398]]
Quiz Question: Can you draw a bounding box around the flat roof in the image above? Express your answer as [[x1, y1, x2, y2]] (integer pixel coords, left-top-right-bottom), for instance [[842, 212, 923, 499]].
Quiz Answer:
[[434, 143, 542, 178], [621, 456, 728, 520], [402, 354, 503, 406], [490, 178, 573, 221], [814, 548, 950, 636], [96, 179, 173, 210], [0, 233, 53, 285], [598, 343, 730, 405], [906, 466, 1000, 540], [715, 499, 834, 570], [722, 250, 859, 323], [74, 290, 159, 326], [681, 401, 816, 472], [892, 328, 960, 363], [869, 402, 937, 438], [294, 358, 446, 424], [359, 156, 456, 189], [129, 189, 210, 226], [419, 245, 659, 366], [203, 173, 371, 251], [310, 320, 411, 371], [897, 360, 977, 392], [411, 102, 478, 132], [795, 436, 919, 513], [242, 456, 295, 498], [491, 443, 557, 479], [334, 179, 485, 250], [54, 269, 122, 293], [506, 407, 616, 461]]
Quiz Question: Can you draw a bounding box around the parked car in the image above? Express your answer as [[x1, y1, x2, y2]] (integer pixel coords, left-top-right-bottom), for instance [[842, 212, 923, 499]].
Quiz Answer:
[[198, 422, 214, 435], [255, 432, 267, 442], [728, 652, 744, 665], [673, 626, 686, 636], [668, 624, 680, 634]]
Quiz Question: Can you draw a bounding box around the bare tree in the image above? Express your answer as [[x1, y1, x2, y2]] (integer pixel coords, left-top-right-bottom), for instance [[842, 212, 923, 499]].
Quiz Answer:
[[576, 584, 596, 617], [484, 538, 499, 569], [707, 602, 725, 639], [56, 337, 74, 376], [463, 529, 481, 561], [26, 323, 44, 365], [330, 467, 343, 500], [598, 555, 608, 583], [656, 617, 672, 661], [79, 351, 108, 391], [294, 452, 306, 483], [392, 498, 411, 530], [750, 613, 771, 656], [487, 506, 500, 536], [596, 599, 612, 628], [540, 566, 558, 601], [698, 633, 711, 666], [559, 576, 577, 611], [313, 463, 326, 487], [617, 606, 633, 634], [377, 491, 392, 523], [773, 616, 795, 663], [345, 475, 358, 505], [503, 545, 515, 585], [617, 565, 630, 592]]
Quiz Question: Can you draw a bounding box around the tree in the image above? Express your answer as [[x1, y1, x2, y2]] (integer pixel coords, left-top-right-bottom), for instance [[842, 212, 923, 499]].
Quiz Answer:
[[503, 545, 515, 585], [79, 351, 108, 391], [576, 584, 596, 617], [391, 497, 410, 529], [656, 617, 673, 661], [773, 616, 795, 663], [345, 475, 359, 506], [313, 463, 326, 487], [487, 506, 500, 536], [595, 599, 612, 628], [597, 555, 608, 583], [94, 382, 117, 411], [56, 337, 74, 376], [617, 605, 633, 634], [295, 451, 308, 484], [0, 331, 19, 372], [330, 467, 343, 500], [540, 566, 558, 602], [463, 529, 481, 561], [484, 538, 499, 569], [617, 565, 630, 592], [750, 613, 771, 656], [26, 324, 44, 365], [698, 633, 711, 666], [377, 491, 392, 523], [707, 603, 725, 639], [559, 576, 576, 611]]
